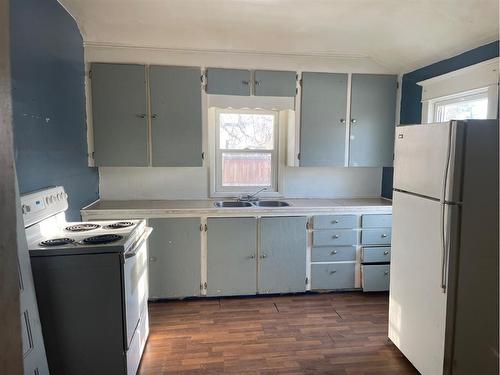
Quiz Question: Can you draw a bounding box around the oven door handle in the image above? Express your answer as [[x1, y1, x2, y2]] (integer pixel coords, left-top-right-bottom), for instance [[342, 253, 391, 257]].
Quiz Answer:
[[125, 227, 152, 259]]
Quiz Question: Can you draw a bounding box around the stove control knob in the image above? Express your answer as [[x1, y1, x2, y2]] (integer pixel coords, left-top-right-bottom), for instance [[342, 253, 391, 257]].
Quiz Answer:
[[24, 205, 31, 213], [56, 194, 61, 201]]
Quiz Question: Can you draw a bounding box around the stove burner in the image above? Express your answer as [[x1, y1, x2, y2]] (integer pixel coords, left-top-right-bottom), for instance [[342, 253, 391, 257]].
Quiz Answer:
[[104, 221, 134, 230], [40, 238, 75, 247], [65, 223, 101, 232], [83, 234, 122, 245]]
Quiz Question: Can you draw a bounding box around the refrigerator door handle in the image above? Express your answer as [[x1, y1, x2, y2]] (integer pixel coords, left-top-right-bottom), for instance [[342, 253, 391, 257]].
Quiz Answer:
[[440, 123, 454, 293]]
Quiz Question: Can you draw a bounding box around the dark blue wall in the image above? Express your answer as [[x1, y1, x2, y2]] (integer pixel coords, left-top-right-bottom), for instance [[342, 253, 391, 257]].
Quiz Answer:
[[10, 0, 98, 220], [381, 40, 499, 199]]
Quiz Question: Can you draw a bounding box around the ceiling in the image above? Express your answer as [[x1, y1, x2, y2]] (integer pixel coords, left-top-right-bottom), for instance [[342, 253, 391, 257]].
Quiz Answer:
[[60, 0, 499, 72]]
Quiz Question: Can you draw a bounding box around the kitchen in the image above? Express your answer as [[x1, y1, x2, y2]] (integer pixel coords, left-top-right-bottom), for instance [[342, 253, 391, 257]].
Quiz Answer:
[[0, 1, 498, 374]]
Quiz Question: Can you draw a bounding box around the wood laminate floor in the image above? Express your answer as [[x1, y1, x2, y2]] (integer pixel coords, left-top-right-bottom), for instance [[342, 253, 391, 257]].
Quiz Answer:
[[139, 292, 418, 375]]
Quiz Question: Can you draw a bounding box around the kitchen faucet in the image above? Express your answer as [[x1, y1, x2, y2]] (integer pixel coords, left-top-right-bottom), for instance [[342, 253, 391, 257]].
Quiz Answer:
[[238, 187, 267, 202]]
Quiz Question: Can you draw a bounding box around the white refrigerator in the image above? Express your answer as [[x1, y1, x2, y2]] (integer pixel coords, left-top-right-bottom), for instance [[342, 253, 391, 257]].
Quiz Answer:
[[388, 120, 498, 375]]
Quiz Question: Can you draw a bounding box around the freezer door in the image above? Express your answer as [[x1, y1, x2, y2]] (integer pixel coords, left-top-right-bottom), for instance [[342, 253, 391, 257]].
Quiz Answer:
[[393, 122, 464, 202], [388, 191, 448, 375]]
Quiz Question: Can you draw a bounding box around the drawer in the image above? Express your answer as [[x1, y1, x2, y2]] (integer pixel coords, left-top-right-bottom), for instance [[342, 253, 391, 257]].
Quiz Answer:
[[312, 230, 357, 247], [313, 215, 357, 229], [362, 264, 390, 292], [361, 228, 391, 245], [311, 247, 356, 262], [362, 247, 391, 264], [311, 263, 355, 290], [362, 214, 392, 228]]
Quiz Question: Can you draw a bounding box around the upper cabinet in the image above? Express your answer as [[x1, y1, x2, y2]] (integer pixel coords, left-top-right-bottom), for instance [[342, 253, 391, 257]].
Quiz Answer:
[[349, 74, 397, 167], [298, 72, 397, 168], [90, 63, 203, 167], [205, 68, 251, 96], [91, 63, 149, 166], [300, 72, 348, 166], [150, 66, 202, 167], [206, 68, 297, 97], [254, 70, 297, 97]]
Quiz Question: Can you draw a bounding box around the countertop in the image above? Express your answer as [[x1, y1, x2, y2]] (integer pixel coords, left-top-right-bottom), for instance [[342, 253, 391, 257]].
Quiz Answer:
[[81, 198, 392, 220]]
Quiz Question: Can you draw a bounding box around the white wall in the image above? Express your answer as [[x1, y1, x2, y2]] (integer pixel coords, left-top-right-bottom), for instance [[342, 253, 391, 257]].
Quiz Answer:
[[89, 45, 385, 200], [99, 166, 382, 200]]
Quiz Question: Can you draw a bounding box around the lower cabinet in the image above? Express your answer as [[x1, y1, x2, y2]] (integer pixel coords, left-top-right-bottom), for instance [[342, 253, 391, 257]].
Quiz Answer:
[[148, 218, 201, 299], [207, 216, 307, 296], [259, 217, 307, 294], [311, 263, 356, 289], [361, 264, 390, 292], [207, 217, 258, 296]]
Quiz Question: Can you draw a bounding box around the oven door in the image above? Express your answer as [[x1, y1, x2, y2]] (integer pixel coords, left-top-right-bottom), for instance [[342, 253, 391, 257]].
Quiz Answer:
[[123, 227, 152, 350]]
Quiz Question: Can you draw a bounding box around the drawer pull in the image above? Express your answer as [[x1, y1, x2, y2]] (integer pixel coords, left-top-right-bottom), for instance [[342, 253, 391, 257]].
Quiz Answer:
[[384, 251, 389, 255], [332, 220, 339, 224], [330, 250, 338, 255], [332, 235, 340, 239], [381, 233, 388, 238], [384, 271, 389, 275], [330, 270, 337, 274]]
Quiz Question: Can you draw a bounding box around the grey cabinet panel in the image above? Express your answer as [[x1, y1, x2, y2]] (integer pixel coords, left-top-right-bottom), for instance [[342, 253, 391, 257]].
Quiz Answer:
[[148, 218, 201, 299], [362, 264, 390, 291], [258, 217, 307, 293], [313, 215, 358, 229], [207, 218, 257, 296], [361, 246, 391, 264], [361, 228, 392, 245], [350, 74, 397, 167], [254, 70, 297, 97], [312, 229, 357, 246], [91, 63, 148, 166], [311, 246, 356, 262], [311, 263, 355, 290], [150, 66, 202, 167], [206, 68, 251, 96], [300, 72, 348, 166], [362, 214, 392, 228]]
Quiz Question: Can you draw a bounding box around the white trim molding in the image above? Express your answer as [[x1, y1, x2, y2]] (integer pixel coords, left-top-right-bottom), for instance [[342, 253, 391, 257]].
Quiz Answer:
[[418, 57, 499, 122]]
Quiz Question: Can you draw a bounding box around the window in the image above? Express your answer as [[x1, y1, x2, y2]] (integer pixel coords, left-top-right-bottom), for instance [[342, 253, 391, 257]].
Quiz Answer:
[[431, 88, 489, 122], [215, 109, 278, 194]]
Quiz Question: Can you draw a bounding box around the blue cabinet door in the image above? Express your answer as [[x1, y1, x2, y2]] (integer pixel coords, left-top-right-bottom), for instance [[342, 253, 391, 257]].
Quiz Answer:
[[300, 72, 348, 166], [350, 74, 397, 167], [148, 218, 201, 299], [206, 68, 251, 96], [150, 66, 203, 167], [258, 217, 307, 293], [254, 70, 297, 97], [207, 218, 257, 296], [91, 63, 148, 166]]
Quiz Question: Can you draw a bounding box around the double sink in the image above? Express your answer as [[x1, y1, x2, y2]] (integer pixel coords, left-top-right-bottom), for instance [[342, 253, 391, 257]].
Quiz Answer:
[[214, 200, 290, 208]]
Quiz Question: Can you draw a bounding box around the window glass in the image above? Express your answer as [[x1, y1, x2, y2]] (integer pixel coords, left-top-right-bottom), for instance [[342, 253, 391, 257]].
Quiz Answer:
[[433, 91, 488, 122]]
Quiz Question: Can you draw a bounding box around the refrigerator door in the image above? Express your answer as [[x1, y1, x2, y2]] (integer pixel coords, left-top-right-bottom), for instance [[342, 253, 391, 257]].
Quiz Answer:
[[393, 122, 464, 202], [389, 190, 448, 375]]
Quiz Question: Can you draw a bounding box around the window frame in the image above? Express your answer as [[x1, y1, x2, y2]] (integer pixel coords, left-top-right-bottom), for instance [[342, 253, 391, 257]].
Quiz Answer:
[[214, 108, 280, 195], [429, 87, 489, 123]]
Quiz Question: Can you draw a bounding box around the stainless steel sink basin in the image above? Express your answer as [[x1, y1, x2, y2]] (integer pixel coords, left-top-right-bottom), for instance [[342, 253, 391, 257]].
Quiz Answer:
[[252, 200, 290, 207], [214, 201, 253, 208]]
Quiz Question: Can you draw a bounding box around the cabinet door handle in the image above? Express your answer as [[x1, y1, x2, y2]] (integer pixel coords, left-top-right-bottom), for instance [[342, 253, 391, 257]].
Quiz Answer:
[[339, 119, 346, 124], [254, 80, 261, 86], [151, 114, 158, 119], [136, 113, 147, 119], [384, 271, 389, 275], [384, 250, 389, 255], [330, 250, 338, 255], [241, 80, 250, 85], [332, 235, 340, 239], [248, 254, 256, 259], [330, 270, 337, 274], [332, 220, 339, 224], [351, 118, 357, 124], [259, 253, 267, 259], [381, 233, 388, 238]]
